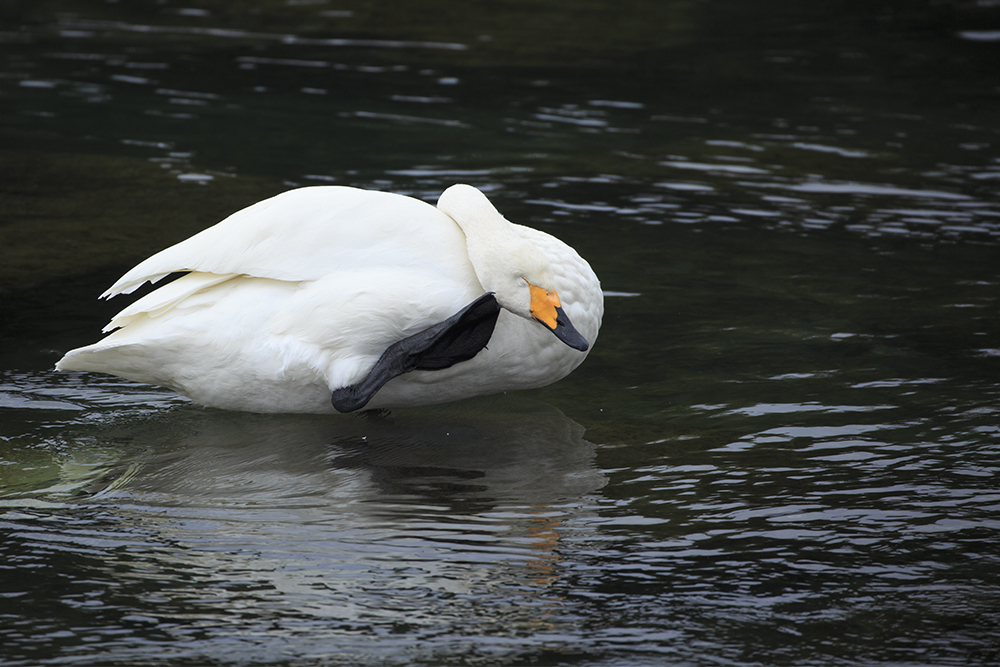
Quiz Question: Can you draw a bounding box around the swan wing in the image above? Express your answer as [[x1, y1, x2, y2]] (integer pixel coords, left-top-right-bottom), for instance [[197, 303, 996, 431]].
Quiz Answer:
[[102, 271, 237, 332], [102, 186, 464, 297]]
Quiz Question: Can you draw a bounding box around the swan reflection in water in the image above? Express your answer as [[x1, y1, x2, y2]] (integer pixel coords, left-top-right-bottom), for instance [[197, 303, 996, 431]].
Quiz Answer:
[[75, 396, 605, 638]]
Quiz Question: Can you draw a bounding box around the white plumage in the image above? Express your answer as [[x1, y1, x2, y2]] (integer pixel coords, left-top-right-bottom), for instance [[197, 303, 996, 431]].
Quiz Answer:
[[56, 184, 603, 414]]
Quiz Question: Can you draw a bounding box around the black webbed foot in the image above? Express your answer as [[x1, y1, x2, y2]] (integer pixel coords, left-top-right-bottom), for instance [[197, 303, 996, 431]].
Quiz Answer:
[[331, 293, 501, 413]]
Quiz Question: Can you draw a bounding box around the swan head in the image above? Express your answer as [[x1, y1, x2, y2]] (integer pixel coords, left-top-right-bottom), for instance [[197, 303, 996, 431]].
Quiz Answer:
[[437, 184, 589, 352]]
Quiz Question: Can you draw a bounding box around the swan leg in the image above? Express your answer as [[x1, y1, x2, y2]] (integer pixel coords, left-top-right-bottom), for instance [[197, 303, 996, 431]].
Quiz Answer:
[[331, 293, 501, 413]]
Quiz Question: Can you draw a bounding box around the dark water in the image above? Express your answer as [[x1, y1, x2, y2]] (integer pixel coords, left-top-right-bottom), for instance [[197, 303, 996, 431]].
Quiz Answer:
[[2, 1, 1000, 665]]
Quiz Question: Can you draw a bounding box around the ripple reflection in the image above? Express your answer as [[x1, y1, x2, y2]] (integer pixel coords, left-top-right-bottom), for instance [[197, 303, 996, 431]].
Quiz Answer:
[[1, 396, 606, 665]]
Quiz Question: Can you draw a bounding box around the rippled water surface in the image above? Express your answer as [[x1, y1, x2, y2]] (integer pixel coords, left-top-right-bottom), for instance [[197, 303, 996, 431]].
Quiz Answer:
[[2, 1, 999, 665]]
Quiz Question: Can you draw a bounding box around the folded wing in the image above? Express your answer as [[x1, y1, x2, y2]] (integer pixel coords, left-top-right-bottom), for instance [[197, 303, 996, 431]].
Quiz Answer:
[[102, 186, 472, 298]]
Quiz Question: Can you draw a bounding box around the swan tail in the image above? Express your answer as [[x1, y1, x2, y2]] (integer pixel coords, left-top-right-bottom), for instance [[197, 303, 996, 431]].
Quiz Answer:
[[56, 341, 166, 386]]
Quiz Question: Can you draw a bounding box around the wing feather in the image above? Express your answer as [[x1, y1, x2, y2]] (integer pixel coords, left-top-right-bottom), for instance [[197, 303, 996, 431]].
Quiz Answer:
[[102, 186, 465, 298]]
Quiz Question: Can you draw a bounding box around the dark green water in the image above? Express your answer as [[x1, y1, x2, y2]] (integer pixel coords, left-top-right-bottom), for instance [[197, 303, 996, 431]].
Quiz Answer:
[[2, 1, 999, 665]]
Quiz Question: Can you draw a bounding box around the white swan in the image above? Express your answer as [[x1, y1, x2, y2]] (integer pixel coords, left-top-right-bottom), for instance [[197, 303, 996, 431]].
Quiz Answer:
[[56, 184, 603, 414]]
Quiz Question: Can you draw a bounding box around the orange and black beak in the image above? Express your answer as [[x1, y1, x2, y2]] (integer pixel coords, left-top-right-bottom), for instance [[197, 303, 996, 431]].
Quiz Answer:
[[528, 283, 589, 352]]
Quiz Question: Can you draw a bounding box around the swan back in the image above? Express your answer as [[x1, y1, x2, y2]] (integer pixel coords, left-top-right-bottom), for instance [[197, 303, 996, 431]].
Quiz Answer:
[[104, 187, 473, 297]]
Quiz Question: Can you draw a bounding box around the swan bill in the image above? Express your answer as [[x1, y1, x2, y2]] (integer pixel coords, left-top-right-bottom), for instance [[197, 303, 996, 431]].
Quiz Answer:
[[528, 283, 589, 352], [543, 304, 589, 352], [331, 292, 501, 413]]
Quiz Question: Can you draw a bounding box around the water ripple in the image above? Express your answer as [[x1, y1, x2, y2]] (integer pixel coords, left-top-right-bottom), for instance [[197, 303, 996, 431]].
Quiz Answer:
[[56, 18, 469, 51]]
